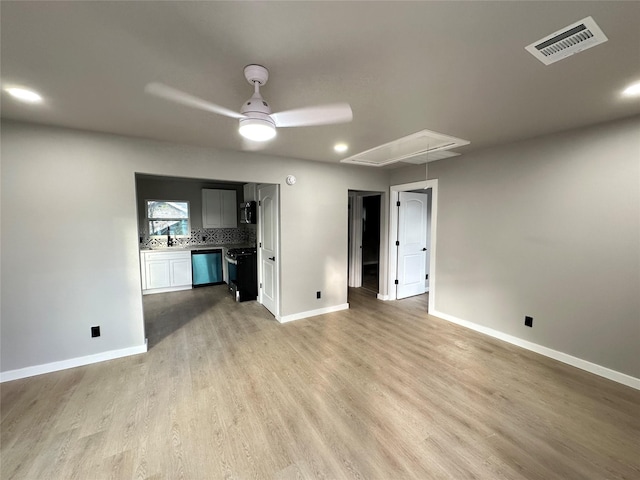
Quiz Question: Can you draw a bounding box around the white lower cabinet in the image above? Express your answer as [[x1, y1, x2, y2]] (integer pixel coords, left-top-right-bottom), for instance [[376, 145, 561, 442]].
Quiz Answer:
[[169, 256, 192, 286], [146, 258, 170, 289], [141, 250, 192, 295]]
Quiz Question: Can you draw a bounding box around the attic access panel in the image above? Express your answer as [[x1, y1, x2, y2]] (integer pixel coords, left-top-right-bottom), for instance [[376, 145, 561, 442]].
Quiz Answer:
[[340, 129, 469, 167]]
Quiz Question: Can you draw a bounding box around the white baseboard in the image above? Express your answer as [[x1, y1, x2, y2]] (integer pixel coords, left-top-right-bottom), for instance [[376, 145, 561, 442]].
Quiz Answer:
[[0, 340, 148, 383], [278, 303, 350, 323], [430, 309, 640, 391], [142, 285, 191, 295], [377, 293, 390, 300]]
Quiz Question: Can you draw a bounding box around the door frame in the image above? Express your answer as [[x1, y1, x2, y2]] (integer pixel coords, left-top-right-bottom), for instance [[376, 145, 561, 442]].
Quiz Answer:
[[348, 193, 363, 288], [387, 179, 438, 313], [348, 191, 383, 291]]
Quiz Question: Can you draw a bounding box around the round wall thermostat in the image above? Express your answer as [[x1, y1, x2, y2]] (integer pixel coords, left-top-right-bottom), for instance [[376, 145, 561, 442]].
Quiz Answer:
[[286, 175, 297, 185]]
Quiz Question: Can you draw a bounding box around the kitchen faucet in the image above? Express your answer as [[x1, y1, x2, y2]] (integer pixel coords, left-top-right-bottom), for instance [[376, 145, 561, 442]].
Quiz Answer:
[[167, 226, 173, 247]]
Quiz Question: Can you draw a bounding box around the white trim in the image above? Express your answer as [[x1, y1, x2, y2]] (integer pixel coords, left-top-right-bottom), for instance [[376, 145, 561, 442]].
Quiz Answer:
[[387, 179, 438, 316], [430, 310, 640, 391], [277, 303, 349, 323], [348, 191, 384, 290], [376, 293, 390, 300], [0, 340, 148, 383], [142, 285, 192, 295], [348, 194, 363, 287]]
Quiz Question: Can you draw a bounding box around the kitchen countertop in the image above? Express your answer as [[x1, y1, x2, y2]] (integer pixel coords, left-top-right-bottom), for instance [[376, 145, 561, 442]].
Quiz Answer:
[[140, 243, 255, 253]]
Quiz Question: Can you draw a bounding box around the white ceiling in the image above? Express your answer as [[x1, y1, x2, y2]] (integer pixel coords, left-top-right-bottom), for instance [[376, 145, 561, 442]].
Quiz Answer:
[[1, 1, 639, 168]]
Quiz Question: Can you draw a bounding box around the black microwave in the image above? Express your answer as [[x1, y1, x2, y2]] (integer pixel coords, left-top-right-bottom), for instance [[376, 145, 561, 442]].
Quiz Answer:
[[239, 201, 256, 224]]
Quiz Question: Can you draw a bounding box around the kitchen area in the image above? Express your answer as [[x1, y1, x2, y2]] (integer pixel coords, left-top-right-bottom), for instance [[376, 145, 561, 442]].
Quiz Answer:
[[136, 174, 260, 303]]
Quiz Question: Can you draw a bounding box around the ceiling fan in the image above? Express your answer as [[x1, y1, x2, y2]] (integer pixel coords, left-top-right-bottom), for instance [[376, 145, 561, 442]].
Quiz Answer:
[[145, 64, 353, 143]]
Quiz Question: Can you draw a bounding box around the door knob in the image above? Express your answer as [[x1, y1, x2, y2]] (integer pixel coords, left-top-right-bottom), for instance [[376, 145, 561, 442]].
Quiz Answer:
[[269, 256, 276, 261], [422, 248, 427, 251]]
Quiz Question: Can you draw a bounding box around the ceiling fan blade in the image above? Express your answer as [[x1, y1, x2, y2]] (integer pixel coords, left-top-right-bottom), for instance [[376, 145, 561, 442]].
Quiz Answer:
[[144, 82, 245, 120], [270, 103, 352, 128]]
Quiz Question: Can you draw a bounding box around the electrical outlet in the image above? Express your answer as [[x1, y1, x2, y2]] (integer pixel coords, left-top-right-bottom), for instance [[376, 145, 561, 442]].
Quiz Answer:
[[91, 326, 101, 337], [524, 316, 533, 328], [316, 291, 321, 299]]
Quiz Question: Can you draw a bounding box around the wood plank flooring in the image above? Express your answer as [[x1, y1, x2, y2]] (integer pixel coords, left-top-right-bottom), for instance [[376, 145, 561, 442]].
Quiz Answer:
[[2, 286, 639, 479]]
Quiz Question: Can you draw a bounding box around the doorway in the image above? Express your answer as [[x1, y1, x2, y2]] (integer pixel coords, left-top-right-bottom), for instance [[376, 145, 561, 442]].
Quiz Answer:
[[135, 174, 281, 345], [362, 195, 381, 292], [348, 191, 382, 294], [388, 180, 438, 312], [396, 190, 430, 299]]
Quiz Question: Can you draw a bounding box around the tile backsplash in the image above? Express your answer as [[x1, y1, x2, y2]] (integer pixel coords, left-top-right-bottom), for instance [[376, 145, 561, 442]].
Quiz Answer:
[[140, 226, 256, 249]]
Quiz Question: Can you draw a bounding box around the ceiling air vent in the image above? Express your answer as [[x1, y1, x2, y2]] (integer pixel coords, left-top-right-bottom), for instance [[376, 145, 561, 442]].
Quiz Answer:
[[526, 16, 608, 65], [340, 129, 469, 167]]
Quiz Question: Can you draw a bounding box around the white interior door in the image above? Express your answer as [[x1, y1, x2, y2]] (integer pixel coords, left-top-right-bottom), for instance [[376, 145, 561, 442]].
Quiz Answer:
[[258, 184, 279, 317], [397, 192, 428, 299]]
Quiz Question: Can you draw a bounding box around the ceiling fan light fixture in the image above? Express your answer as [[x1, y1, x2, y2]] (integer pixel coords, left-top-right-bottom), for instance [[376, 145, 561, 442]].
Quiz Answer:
[[146, 64, 352, 147], [238, 117, 276, 142]]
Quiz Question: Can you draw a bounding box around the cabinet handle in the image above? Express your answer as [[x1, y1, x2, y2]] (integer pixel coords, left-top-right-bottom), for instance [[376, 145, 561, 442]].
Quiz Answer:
[[269, 256, 276, 261]]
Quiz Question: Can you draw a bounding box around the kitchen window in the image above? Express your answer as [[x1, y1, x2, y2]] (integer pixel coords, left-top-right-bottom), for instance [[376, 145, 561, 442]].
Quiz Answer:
[[147, 200, 190, 237]]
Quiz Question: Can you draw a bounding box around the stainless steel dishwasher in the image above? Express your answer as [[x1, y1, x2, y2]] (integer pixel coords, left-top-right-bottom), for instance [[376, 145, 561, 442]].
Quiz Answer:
[[191, 249, 223, 287]]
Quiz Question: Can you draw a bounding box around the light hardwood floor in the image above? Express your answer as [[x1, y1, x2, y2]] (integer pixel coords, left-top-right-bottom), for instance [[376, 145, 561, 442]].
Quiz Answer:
[[2, 286, 639, 479]]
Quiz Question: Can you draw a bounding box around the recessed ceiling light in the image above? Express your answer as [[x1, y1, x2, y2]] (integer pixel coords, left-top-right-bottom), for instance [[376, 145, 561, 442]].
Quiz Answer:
[[622, 82, 640, 97], [4, 86, 43, 103], [334, 143, 348, 153]]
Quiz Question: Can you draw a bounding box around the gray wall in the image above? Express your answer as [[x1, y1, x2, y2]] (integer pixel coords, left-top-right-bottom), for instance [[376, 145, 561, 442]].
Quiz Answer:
[[423, 116, 640, 377], [1, 121, 390, 373], [389, 163, 426, 186], [135, 175, 244, 232], [3, 116, 637, 379]]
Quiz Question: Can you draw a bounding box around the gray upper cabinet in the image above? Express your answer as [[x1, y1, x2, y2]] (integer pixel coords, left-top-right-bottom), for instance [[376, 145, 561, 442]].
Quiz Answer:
[[202, 189, 237, 228]]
